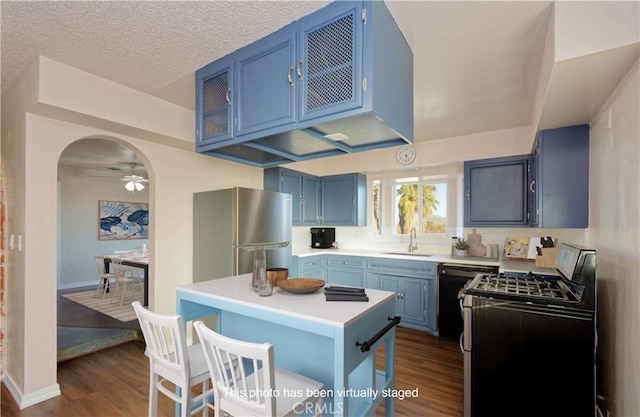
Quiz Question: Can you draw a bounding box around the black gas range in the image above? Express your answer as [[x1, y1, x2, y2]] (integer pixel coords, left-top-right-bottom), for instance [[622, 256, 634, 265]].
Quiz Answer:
[[459, 243, 597, 417], [462, 270, 586, 307]]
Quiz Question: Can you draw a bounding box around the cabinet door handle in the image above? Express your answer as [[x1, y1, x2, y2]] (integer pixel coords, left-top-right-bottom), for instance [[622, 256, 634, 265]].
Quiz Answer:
[[288, 66, 294, 87], [297, 60, 303, 81], [225, 89, 231, 105], [529, 180, 535, 193]]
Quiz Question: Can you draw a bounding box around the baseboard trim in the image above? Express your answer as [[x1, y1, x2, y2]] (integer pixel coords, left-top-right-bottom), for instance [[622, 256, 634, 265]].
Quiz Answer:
[[2, 371, 61, 409]]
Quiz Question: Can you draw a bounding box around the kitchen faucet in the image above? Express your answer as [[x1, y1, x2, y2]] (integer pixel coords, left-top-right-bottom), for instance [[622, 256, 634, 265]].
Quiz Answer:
[[408, 227, 418, 253]]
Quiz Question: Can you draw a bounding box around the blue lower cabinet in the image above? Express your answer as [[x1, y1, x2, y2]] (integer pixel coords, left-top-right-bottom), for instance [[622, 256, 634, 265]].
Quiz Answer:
[[326, 256, 366, 287], [295, 254, 437, 332], [366, 259, 437, 333], [370, 272, 435, 331], [292, 255, 326, 278]]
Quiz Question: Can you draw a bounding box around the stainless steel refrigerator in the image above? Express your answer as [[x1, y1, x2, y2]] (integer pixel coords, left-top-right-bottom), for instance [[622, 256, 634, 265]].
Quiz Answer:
[[193, 187, 292, 282]]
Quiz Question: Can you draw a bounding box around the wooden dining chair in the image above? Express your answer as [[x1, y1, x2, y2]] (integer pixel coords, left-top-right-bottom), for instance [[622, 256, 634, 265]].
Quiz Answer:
[[94, 255, 116, 299], [193, 320, 324, 417], [132, 301, 213, 417]]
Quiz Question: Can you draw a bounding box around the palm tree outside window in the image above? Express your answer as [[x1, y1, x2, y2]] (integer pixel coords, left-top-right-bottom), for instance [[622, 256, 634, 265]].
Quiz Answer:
[[394, 181, 447, 235]]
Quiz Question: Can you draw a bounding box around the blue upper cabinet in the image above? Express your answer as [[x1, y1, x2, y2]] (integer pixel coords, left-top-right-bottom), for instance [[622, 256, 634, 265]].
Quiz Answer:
[[321, 173, 366, 226], [195, 1, 413, 167], [531, 124, 589, 228], [264, 167, 320, 225], [464, 155, 532, 227], [298, 3, 362, 122], [195, 60, 234, 146], [235, 28, 297, 137], [264, 167, 365, 226]]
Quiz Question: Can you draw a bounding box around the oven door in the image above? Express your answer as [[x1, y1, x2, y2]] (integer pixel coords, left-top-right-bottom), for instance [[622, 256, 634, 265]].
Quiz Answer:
[[465, 296, 595, 417]]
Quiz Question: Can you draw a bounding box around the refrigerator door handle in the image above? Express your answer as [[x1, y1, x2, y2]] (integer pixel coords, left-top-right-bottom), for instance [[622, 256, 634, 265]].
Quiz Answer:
[[236, 242, 291, 250]]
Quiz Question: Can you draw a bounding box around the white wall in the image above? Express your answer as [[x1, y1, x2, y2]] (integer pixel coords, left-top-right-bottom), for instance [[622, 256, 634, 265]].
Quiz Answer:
[[587, 58, 640, 417], [288, 125, 535, 177], [58, 165, 149, 289], [1, 57, 263, 408]]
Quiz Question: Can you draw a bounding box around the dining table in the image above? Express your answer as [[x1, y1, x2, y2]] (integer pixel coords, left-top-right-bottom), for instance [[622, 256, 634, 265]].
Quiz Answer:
[[104, 255, 149, 306], [176, 273, 399, 417]]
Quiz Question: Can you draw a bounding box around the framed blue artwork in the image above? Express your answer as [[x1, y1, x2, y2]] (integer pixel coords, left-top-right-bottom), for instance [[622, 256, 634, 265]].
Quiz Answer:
[[98, 200, 149, 240]]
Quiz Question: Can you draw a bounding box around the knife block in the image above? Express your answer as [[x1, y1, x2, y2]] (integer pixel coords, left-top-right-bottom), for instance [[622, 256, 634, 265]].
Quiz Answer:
[[535, 247, 558, 268]]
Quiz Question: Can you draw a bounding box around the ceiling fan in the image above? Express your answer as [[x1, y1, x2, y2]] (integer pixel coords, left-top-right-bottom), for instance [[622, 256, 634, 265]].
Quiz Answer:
[[122, 162, 148, 193]]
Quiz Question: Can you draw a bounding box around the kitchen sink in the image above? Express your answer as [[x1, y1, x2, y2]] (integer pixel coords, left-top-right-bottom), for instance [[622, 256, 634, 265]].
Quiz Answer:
[[383, 252, 433, 257]]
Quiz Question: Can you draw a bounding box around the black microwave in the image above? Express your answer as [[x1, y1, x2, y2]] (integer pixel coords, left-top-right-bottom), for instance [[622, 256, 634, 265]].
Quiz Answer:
[[310, 227, 335, 249]]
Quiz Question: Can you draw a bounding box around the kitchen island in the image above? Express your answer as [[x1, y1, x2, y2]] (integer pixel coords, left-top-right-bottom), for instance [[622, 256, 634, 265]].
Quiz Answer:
[[177, 273, 398, 417]]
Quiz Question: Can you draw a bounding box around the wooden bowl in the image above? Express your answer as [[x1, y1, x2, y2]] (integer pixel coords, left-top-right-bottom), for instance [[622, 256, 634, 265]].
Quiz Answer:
[[278, 278, 326, 294], [266, 268, 288, 287]]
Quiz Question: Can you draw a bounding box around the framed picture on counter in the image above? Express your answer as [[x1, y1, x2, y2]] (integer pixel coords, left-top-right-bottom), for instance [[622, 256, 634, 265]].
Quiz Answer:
[[98, 200, 149, 240]]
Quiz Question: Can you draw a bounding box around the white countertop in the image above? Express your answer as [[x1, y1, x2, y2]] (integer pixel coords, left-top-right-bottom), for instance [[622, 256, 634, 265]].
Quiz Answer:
[[177, 273, 395, 328], [293, 248, 559, 275]]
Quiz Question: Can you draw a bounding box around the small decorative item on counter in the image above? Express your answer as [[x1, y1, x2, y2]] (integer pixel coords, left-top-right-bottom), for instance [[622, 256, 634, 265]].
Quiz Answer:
[[251, 246, 270, 295], [266, 268, 288, 287], [467, 228, 487, 257], [535, 236, 558, 268], [454, 238, 469, 257], [451, 236, 458, 255], [486, 244, 494, 258], [504, 237, 530, 259], [258, 277, 273, 296]]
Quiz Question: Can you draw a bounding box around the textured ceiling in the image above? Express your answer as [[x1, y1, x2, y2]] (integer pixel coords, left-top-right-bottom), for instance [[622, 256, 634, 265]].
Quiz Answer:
[[1, 1, 329, 102], [1, 0, 554, 142], [2, 0, 569, 171]]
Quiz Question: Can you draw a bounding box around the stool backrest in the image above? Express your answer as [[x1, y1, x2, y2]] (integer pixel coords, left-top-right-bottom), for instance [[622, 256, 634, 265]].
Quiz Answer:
[[194, 320, 276, 417]]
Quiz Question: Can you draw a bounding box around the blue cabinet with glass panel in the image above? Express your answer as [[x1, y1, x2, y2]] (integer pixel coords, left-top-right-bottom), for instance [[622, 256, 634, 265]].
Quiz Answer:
[[195, 1, 413, 167], [195, 60, 234, 147]]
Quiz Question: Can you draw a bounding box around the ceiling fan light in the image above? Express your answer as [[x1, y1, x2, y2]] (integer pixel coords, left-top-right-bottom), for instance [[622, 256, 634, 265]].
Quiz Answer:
[[135, 182, 145, 191], [125, 181, 135, 191]]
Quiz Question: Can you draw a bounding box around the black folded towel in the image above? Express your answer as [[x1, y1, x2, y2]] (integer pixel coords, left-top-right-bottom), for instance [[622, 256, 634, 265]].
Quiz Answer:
[[324, 286, 366, 294], [325, 294, 369, 302]]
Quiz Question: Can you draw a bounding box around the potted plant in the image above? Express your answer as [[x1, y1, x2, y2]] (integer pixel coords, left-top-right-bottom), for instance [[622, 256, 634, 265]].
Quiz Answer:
[[454, 238, 469, 256]]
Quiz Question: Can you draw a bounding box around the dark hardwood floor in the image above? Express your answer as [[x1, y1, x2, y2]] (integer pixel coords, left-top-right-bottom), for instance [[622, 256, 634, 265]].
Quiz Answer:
[[0, 289, 463, 417], [2, 321, 464, 417], [56, 286, 142, 362]]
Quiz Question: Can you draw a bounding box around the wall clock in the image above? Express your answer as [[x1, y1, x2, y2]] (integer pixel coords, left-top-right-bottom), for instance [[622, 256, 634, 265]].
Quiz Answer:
[[396, 145, 416, 165]]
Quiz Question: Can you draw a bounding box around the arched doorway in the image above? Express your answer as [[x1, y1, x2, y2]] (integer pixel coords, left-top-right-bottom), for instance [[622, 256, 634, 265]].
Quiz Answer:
[[56, 136, 152, 361]]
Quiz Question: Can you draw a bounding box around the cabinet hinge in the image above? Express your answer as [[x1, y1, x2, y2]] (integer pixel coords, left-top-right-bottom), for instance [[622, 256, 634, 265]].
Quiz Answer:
[[362, 77, 367, 92], [467, 189, 470, 200], [423, 310, 427, 318], [362, 8, 367, 24]]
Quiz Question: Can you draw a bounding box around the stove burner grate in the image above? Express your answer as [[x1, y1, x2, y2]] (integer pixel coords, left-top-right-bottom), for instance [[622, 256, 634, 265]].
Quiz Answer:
[[468, 272, 577, 302]]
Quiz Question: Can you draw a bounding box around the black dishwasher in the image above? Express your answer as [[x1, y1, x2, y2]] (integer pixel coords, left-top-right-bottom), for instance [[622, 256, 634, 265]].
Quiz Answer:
[[437, 263, 498, 340]]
